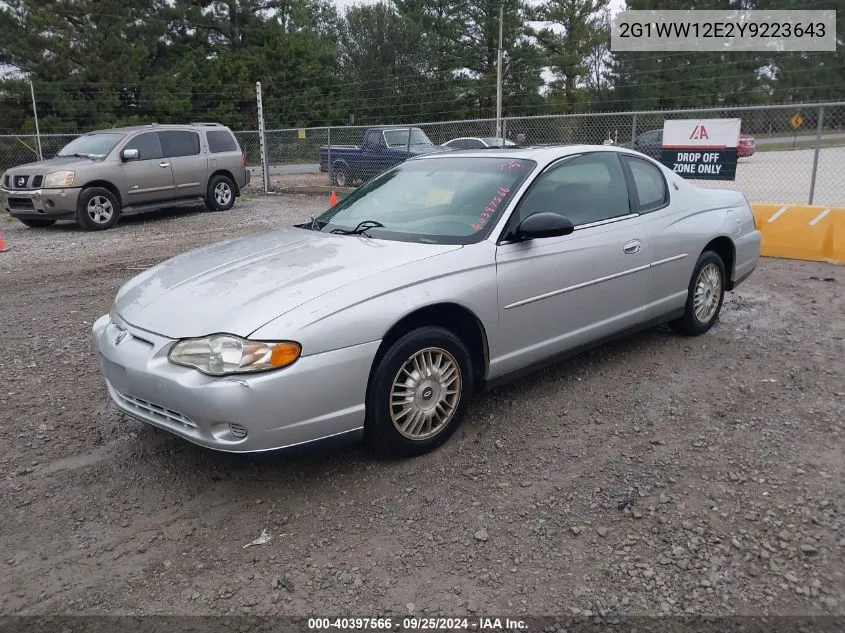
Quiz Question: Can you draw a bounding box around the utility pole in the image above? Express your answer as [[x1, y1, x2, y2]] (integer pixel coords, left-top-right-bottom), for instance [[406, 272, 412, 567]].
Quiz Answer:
[[29, 80, 43, 161], [495, 1, 504, 140]]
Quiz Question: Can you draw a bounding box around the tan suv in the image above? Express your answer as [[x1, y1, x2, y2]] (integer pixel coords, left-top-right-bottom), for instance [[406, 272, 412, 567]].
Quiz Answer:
[[0, 122, 250, 231]]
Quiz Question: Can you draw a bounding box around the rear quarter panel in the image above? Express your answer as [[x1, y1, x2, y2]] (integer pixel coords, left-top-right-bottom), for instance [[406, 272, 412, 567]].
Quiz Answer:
[[646, 169, 760, 312]]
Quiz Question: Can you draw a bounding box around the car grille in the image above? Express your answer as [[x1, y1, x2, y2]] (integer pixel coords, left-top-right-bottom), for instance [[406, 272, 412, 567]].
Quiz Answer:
[[11, 175, 29, 189], [114, 390, 197, 429], [32, 175, 43, 188], [8, 198, 35, 211]]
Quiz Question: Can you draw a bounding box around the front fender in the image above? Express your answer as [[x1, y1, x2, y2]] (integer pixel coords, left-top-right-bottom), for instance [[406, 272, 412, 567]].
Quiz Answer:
[[250, 243, 500, 357]]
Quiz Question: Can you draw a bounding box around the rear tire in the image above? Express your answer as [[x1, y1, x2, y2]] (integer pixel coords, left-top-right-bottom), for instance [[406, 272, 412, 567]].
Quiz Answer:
[[76, 187, 120, 231], [331, 164, 351, 187], [18, 218, 56, 228], [365, 326, 474, 459], [669, 250, 726, 336], [205, 174, 236, 211]]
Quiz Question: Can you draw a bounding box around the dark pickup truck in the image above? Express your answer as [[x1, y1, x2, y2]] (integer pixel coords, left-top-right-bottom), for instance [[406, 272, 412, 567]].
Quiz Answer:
[[318, 126, 451, 186]]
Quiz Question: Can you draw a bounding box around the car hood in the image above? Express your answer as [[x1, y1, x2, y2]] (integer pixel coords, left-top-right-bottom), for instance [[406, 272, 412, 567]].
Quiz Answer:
[[115, 226, 461, 339], [3, 156, 100, 180]]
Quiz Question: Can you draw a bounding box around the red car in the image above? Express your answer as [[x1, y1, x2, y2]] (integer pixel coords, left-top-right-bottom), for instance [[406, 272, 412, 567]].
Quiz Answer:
[[738, 133, 755, 158]]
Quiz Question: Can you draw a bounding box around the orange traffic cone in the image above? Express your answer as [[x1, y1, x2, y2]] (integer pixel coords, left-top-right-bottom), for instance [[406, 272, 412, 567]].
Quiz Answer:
[[329, 190, 338, 207], [0, 232, 9, 252]]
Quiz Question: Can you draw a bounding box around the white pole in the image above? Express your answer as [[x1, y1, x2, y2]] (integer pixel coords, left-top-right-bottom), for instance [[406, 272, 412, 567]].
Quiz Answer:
[[495, 2, 504, 139], [30, 80, 43, 161], [255, 81, 269, 193]]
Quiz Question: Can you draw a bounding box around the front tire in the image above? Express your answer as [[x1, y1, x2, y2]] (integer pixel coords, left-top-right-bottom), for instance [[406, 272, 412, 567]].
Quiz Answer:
[[18, 218, 56, 228], [77, 187, 120, 231], [669, 250, 726, 336], [365, 326, 474, 459], [205, 174, 236, 211]]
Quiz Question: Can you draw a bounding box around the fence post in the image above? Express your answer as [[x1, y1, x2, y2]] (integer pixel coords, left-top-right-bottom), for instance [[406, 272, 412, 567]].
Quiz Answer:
[[255, 81, 270, 194], [29, 80, 43, 161], [327, 126, 332, 187], [808, 105, 824, 205], [630, 113, 638, 144], [501, 119, 508, 147]]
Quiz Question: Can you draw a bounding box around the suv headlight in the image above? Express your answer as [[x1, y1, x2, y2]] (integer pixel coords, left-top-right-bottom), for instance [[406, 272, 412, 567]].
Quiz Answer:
[[168, 334, 301, 376], [44, 171, 75, 188]]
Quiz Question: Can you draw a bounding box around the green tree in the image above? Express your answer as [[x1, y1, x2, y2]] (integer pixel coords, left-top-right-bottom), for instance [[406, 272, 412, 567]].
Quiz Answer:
[[531, 0, 611, 111]]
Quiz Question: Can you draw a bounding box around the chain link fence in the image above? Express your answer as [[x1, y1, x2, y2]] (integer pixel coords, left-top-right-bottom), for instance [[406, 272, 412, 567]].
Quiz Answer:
[[2, 103, 844, 205], [261, 103, 845, 206]]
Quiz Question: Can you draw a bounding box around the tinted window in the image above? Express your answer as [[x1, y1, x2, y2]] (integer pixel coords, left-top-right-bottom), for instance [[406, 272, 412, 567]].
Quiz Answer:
[[123, 132, 163, 160], [160, 130, 200, 157], [206, 130, 238, 153], [516, 152, 630, 227], [625, 156, 668, 210]]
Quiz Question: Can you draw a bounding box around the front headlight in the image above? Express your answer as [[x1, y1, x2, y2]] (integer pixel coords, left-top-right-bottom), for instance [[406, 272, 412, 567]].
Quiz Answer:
[[168, 334, 301, 376], [44, 171, 75, 188]]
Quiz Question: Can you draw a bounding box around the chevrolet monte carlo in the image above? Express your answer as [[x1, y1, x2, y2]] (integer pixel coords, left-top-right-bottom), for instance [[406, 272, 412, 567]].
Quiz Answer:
[[92, 146, 761, 458]]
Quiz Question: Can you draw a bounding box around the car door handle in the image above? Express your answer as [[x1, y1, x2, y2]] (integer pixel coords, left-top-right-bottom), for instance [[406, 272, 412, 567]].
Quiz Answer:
[[159, 162, 171, 168], [623, 239, 642, 254]]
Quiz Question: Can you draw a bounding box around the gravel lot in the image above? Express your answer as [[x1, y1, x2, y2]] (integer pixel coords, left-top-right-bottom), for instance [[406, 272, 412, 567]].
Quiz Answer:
[[1, 196, 843, 617]]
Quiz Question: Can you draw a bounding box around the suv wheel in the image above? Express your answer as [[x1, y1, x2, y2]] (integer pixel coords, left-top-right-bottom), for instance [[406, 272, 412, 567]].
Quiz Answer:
[[77, 187, 120, 231], [19, 218, 56, 228], [205, 174, 236, 211]]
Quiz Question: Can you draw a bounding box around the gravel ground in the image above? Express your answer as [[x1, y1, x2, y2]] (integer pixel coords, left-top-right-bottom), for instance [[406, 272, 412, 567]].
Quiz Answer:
[[0, 195, 843, 617]]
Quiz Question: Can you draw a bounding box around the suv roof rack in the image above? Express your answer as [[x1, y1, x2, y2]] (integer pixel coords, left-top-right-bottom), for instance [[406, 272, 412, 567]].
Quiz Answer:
[[191, 122, 223, 127]]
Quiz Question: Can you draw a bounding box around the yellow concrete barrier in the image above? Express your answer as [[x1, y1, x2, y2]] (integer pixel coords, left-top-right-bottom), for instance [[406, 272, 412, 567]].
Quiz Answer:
[[751, 204, 845, 265]]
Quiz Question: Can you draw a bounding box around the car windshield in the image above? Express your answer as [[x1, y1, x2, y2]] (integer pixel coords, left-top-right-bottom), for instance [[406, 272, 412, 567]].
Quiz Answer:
[[56, 133, 125, 159], [305, 156, 537, 245], [383, 128, 433, 147]]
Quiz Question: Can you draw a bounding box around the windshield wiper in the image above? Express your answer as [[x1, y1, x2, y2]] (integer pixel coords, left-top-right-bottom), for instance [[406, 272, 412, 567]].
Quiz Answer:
[[330, 220, 385, 236], [57, 152, 91, 159]]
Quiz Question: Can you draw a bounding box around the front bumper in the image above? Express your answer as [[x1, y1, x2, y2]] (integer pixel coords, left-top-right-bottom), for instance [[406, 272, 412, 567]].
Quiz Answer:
[[0, 187, 80, 219], [91, 313, 379, 453]]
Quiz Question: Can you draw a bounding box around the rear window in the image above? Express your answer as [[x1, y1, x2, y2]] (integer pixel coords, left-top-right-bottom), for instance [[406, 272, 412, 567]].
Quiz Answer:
[[206, 130, 238, 153], [160, 130, 200, 158]]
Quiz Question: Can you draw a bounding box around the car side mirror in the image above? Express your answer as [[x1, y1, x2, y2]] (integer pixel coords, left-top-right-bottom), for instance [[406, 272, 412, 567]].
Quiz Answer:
[[513, 213, 575, 241], [121, 148, 140, 161]]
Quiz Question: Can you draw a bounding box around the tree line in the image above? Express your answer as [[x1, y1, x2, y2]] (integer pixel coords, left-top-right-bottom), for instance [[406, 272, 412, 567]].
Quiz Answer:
[[0, 0, 842, 133]]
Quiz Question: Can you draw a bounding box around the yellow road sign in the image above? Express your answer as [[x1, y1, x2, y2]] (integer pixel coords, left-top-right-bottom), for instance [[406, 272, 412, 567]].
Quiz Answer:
[[790, 113, 804, 129], [298, 128, 306, 139]]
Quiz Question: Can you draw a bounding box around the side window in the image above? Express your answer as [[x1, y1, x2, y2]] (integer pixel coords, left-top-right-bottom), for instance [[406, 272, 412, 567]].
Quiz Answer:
[[624, 156, 669, 211], [515, 152, 630, 227], [364, 131, 384, 149], [206, 130, 237, 153], [160, 130, 200, 158], [123, 132, 163, 160]]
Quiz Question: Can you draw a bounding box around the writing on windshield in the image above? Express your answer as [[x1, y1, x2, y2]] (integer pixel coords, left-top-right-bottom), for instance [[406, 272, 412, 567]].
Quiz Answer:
[[472, 186, 511, 232]]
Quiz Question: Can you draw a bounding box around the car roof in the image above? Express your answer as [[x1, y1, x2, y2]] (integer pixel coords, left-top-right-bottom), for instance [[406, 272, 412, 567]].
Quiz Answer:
[[83, 123, 230, 135], [407, 144, 649, 165]]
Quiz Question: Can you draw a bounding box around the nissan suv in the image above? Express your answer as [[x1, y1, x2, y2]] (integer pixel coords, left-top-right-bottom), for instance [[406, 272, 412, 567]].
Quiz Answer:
[[0, 122, 251, 231]]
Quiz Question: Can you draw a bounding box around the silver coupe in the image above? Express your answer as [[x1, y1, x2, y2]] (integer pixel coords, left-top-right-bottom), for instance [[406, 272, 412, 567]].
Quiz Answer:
[[92, 145, 761, 457]]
